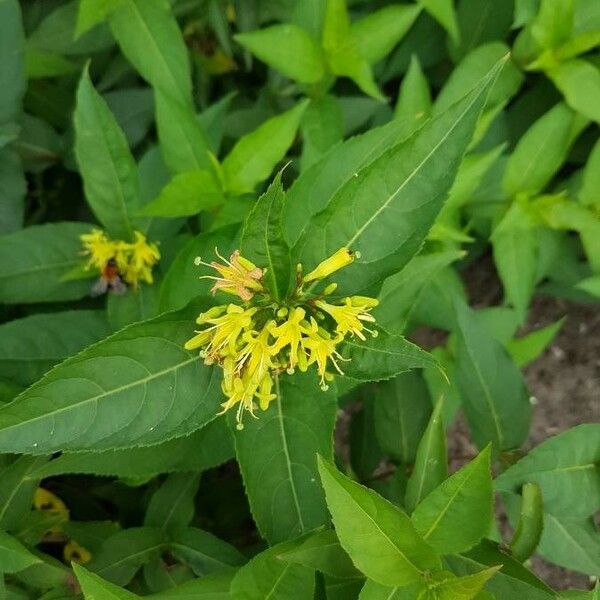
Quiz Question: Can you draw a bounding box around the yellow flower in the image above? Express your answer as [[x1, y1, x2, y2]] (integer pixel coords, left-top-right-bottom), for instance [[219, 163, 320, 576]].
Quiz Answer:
[[117, 231, 161, 287], [63, 540, 92, 565], [196, 249, 264, 301], [79, 229, 160, 289], [303, 247, 357, 283], [185, 304, 257, 361], [270, 307, 311, 372], [315, 296, 379, 340], [34, 488, 69, 534], [80, 229, 117, 271], [302, 319, 347, 389]]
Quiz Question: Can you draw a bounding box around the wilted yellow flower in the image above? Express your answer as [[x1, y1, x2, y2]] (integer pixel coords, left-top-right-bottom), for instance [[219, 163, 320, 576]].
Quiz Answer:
[[79, 229, 160, 292], [63, 540, 92, 565], [303, 247, 357, 283], [196, 249, 265, 301], [185, 247, 378, 428], [315, 296, 379, 340]]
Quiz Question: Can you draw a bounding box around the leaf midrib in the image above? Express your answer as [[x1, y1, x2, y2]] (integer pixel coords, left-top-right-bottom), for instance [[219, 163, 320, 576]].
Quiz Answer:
[[0, 356, 197, 437]]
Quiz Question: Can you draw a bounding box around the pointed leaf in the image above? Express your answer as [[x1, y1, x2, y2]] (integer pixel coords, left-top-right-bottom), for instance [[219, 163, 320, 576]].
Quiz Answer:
[[222, 101, 308, 194], [74, 68, 143, 239], [233, 371, 337, 544], [73, 563, 140, 599], [296, 62, 503, 295], [453, 300, 531, 451], [404, 399, 447, 513], [0, 530, 41, 574], [109, 0, 192, 107], [317, 456, 440, 587], [411, 447, 493, 554], [394, 55, 432, 123], [145, 473, 200, 532], [341, 330, 438, 383], [241, 173, 292, 301], [234, 24, 325, 84], [0, 301, 222, 454]]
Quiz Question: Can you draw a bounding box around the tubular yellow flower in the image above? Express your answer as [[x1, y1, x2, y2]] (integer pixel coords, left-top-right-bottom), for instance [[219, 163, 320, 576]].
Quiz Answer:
[[183, 247, 379, 429], [315, 296, 379, 340], [80, 229, 117, 271], [63, 540, 92, 565], [195, 249, 264, 301], [270, 307, 311, 372], [302, 247, 357, 283]]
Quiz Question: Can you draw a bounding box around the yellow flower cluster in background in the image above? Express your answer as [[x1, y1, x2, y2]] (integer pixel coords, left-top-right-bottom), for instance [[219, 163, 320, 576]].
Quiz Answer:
[[185, 247, 378, 428], [80, 229, 160, 288], [33, 488, 91, 565]]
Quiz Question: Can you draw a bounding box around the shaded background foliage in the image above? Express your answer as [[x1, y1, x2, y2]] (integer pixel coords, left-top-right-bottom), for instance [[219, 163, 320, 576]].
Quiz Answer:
[[0, 0, 598, 598]]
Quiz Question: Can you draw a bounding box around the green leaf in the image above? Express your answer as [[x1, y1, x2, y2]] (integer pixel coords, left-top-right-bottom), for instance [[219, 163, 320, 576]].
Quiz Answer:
[[506, 318, 564, 367], [394, 55, 432, 124], [109, 0, 192, 107], [433, 43, 522, 114], [0, 310, 110, 387], [0, 222, 95, 304], [0, 148, 25, 234], [234, 24, 325, 84], [350, 5, 421, 65], [29, 418, 233, 479], [374, 371, 432, 464], [317, 456, 440, 587], [74, 68, 143, 239], [404, 399, 447, 513], [169, 528, 245, 576], [284, 116, 418, 248], [537, 513, 600, 576], [374, 251, 463, 335], [531, 0, 574, 49], [503, 102, 587, 198], [322, 0, 382, 99], [222, 101, 308, 194], [296, 61, 502, 295], [155, 91, 212, 174], [495, 424, 600, 518], [548, 59, 600, 124], [340, 330, 438, 383], [417, 0, 460, 44], [230, 543, 314, 600], [159, 226, 239, 312], [240, 173, 292, 301], [430, 568, 500, 600], [411, 446, 493, 554], [0, 0, 25, 124], [145, 474, 200, 532], [579, 138, 600, 208], [300, 95, 343, 171], [73, 563, 140, 599], [0, 301, 222, 454], [0, 456, 46, 530], [276, 529, 360, 579], [453, 300, 531, 451], [509, 483, 544, 562], [0, 530, 41, 574], [141, 170, 224, 218], [150, 570, 234, 598], [359, 579, 424, 599], [87, 527, 166, 585], [491, 200, 539, 323], [233, 371, 337, 544], [107, 283, 160, 330], [76, 0, 124, 38]]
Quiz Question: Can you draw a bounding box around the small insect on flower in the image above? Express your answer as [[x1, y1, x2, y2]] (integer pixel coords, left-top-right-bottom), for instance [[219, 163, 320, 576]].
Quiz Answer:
[[80, 229, 160, 296], [185, 246, 379, 429]]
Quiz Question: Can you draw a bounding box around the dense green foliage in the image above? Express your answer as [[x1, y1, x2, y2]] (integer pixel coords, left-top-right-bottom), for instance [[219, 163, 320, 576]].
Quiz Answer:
[[0, 0, 598, 598]]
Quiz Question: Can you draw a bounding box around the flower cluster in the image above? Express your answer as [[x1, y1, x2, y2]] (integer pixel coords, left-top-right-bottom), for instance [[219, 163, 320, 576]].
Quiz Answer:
[[80, 229, 160, 289], [185, 247, 378, 428]]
